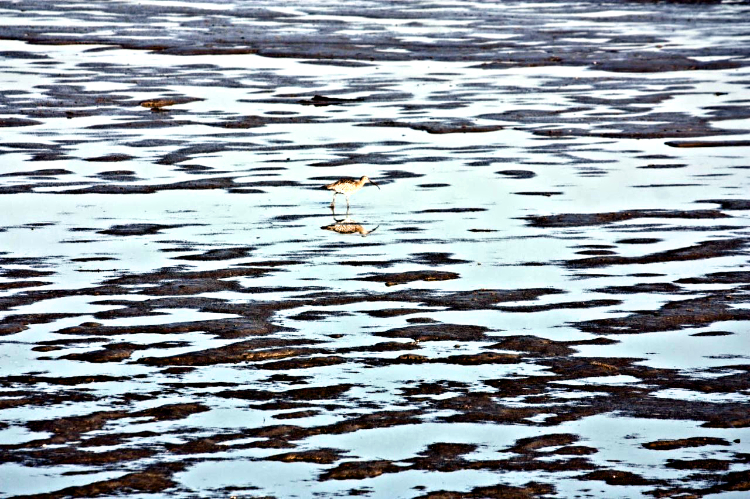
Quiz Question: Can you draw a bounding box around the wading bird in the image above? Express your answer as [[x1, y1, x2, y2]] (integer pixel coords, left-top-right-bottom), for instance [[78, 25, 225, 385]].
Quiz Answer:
[[324, 176, 380, 209]]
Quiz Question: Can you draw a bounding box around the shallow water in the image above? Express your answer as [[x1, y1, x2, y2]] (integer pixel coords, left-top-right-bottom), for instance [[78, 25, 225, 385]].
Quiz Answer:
[[1, 0, 750, 497]]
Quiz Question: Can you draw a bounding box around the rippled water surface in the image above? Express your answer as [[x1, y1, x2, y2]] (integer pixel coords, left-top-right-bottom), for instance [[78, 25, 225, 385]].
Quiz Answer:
[[1, 1, 750, 497]]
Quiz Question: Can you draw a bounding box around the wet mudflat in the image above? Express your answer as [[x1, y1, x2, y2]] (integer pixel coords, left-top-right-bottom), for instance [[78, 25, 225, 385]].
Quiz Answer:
[[1, 0, 750, 497]]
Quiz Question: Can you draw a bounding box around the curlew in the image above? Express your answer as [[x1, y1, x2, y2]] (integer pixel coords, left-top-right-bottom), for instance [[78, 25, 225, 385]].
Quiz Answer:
[[324, 176, 380, 208]]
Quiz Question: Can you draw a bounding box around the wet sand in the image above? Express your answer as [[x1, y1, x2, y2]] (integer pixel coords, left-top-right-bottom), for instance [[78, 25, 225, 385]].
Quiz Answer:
[[0, 1, 749, 497]]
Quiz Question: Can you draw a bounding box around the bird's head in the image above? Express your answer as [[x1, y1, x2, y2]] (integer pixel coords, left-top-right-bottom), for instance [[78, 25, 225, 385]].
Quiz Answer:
[[361, 175, 380, 189]]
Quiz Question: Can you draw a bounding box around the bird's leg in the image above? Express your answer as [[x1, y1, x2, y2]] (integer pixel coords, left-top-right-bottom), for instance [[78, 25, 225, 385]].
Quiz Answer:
[[330, 192, 337, 208]]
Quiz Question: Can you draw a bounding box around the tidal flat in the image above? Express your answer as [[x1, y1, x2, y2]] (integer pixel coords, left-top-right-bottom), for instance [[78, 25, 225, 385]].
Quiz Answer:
[[0, 1, 749, 497]]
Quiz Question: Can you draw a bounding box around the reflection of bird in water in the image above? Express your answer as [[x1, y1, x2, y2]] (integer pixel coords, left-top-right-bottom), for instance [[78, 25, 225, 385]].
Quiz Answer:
[[324, 176, 380, 209], [321, 213, 379, 237]]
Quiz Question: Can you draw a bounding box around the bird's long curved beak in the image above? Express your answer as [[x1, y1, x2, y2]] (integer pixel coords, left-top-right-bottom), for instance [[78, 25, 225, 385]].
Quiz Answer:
[[370, 179, 381, 190]]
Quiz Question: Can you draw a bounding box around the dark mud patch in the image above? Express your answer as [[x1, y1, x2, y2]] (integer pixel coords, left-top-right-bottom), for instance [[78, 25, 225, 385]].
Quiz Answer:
[[1, 313, 81, 336], [14, 462, 187, 498], [354, 270, 460, 286], [415, 482, 555, 499], [408, 252, 470, 266], [651, 470, 750, 498], [376, 324, 493, 342], [24, 403, 209, 444], [338, 259, 399, 268], [496, 170, 537, 179], [428, 351, 520, 366], [320, 460, 406, 481], [84, 153, 135, 162], [417, 208, 487, 214], [272, 410, 321, 420], [217, 384, 355, 403], [138, 339, 322, 367], [566, 238, 748, 268], [580, 469, 655, 486], [698, 199, 750, 211], [402, 288, 565, 311], [525, 209, 729, 228], [598, 53, 740, 73], [267, 448, 346, 463], [638, 163, 687, 169], [298, 95, 364, 106], [406, 317, 439, 324], [576, 292, 750, 334], [0, 280, 51, 291], [173, 246, 255, 261], [61, 315, 280, 342], [690, 330, 734, 337], [289, 309, 353, 321], [616, 238, 663, 244], [18, 446, 157, 467], [71, 256, 118, 262], [488, 335, 617, 357], [57, 341, 180, 363], [61, 177, 248, 195], [139, 97, 204, 109], [0, 168, 73, 177], [497, 299, 621, 313], [642, 437, 731, 450], [593, 283, 683, 295], [666, 459, 731, 471], [632, 183, 704, 189], [362, 119, 504, 134], [677, 271, 750, 285], [666, 140, 750, 148], [0, 269, 55, 278], [1, 374, 125, 387], [320, 433, 594, 484], [575, 249, 617, 256], [514, 191, 563, 197], [363, 308, 426, 318], [98, 223, 197, 236], [0, 118, 41, 128], [255, 355, 349, 371]]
